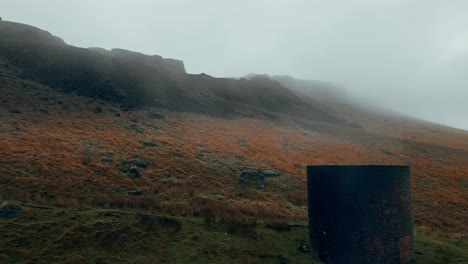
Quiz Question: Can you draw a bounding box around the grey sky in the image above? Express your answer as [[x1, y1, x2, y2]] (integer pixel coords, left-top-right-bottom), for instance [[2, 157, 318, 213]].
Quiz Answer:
[[1, 0, 467, 130]]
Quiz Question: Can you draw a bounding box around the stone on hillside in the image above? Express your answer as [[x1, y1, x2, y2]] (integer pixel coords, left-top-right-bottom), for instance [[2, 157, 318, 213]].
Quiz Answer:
[[261, 170, 281, 177], [240, 170, 263, 178], [147, 111, 165, 119], [238, 178, 247, 187], [125, 124, 144, 133], [132, 160, 149, 168], [171, 179, 181, 186], [239, 170, 281, 190], [141, 141, 157, 147], [128, 166, 141, 178], [100, 158, 114, 163], [163, 177, 181, 186], [0, 204, 22, 218], [9, 109, 22, 114], [127, 189, 142, 196], [298, 243, 311, 253], [93, 106, 103, 113], [171, 152, 183, 158]]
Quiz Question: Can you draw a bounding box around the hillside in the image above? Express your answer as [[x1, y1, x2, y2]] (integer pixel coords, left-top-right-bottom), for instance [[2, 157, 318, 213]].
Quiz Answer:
[[1, 19, 467, 263]]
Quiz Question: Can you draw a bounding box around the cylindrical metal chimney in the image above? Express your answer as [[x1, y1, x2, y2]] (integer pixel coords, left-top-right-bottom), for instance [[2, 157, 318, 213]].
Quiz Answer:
[[307, 165, 414, 264]]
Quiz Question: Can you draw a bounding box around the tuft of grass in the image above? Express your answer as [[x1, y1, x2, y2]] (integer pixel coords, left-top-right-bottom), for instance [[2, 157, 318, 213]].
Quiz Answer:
[[414, 231, 468, 264]]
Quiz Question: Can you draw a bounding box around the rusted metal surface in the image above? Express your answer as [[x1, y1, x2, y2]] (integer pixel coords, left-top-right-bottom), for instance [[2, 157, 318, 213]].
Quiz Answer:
[[307, 165, 415, 264]]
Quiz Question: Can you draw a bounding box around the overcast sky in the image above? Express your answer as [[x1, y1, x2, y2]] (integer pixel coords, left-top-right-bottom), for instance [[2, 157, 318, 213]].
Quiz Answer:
[[1, 0, 467, 130]]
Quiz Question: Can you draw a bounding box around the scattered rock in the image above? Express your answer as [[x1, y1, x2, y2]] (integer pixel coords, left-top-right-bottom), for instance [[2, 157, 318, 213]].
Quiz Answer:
[[128, 167, 141, 178], [257, 181, 265, 190], [235, 154, 246, 161], [81, 157, 92, 166], [127, 189, 142, 196], [8, 109, 22, 114], [163, 177, 181, 186], [147, 111, 165, 119], [100, 158, 114, 163], [0, 204, 22, 218], [261, 170, 281, 177], [171, 152, 183, 158], [294, 163, 304, 169], [347, 121, 363, 130], [125, 124, 144, 133], [197, 152, 205, 159], [240, 170, 263, 178], [240, 170, 265, 190], [171, 179, 181, 186], [229, 166, 242, 172], [93, 106, 103, 113], [238, 178, 247, 187], [131, 160, 149, 168], [298, 243, 311, 253], [112, 186, 121, 193], [121, 159, 149, 169], [115, 113, 121, 117], [141, 141, 157, 147], [9, 128, 22, 136], [118, 166, 128, 173], [239, 170, 281, 190]]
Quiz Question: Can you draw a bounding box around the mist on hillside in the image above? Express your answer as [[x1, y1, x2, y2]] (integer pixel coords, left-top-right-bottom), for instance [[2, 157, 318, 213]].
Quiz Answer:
[[1, 2, 468, 264], [0, 0, 467, 130]]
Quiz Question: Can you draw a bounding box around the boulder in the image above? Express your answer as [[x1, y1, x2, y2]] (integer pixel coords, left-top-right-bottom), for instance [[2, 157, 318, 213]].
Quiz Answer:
[[100, 158, 114, 163], [132, 160, 149, 168], [141, 141, 157, 147], [163, 177, 181, 186], [239, 171, 266, 190], [93, 106, 103, 113], [118, 166, 128, 173], [0, 204, 22, 218], [128, 167, 141, 178], [125, 124, 144, 133], [261, 170, 281, 177], [298, 243, 311, 253], [127, 189, 142, 196], [147, 111, 165, 119], [239, 170, 281, 190], [8, 109, 22, 114], [240, 170, 263, 179]]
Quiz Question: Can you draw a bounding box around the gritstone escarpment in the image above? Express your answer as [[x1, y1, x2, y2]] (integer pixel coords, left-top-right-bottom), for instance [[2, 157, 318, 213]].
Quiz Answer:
[[0, 19, 347, 126]]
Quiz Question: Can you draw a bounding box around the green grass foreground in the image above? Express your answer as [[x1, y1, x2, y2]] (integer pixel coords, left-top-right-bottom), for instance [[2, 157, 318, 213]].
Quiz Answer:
[[0, 205, 466, 263]]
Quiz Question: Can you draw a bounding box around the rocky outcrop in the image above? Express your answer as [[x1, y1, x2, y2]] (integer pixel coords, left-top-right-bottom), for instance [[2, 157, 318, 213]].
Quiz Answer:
[[0, 21, 66, 46], [239, 170, 281, 190], [161, 58, 186, 75], [109, 48, 186, 75], [0, 20, 349, 126]]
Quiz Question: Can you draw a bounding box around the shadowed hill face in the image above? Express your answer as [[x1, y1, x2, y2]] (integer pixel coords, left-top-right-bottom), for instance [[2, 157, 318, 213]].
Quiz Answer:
[[0, 20, 347, 125], [0, 21, 65, 45]]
